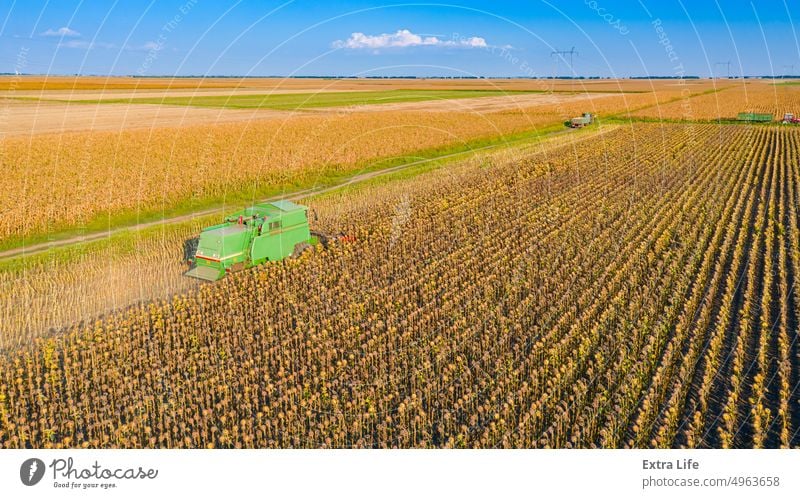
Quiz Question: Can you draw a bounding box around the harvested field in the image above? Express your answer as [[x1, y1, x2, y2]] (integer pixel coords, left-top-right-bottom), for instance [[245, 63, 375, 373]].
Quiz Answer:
[[51, 89, 549, 110], [0, 76, 720, 93], [330, 91, 613, 113], [0, 100, 294, 137], [0, 90, 620, 136], [6, 87, 373, 101]]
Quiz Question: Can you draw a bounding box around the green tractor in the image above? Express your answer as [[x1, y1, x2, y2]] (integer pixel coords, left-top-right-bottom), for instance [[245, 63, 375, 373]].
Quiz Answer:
[[186, 200, 321, 281]]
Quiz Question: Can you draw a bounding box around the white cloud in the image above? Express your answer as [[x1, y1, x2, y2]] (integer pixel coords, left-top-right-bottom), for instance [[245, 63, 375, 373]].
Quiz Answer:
[[125, 41, 163, 52], [332, 29, 488, 50], [58, 40, 116, 50], [40, 26, 80, 37]]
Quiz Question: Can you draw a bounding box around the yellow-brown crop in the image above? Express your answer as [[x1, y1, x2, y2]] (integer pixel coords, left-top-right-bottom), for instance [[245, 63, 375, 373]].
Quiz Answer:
[[1, 122, 798, 449], [0, 88, 685, 243], [631, 80, 800, 120]]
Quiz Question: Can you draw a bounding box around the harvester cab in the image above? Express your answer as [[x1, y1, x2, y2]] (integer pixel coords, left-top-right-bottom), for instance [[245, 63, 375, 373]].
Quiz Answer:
[[186, 200, 312, 281]]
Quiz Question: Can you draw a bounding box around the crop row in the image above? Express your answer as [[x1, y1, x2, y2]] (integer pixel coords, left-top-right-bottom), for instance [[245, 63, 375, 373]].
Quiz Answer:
[[0, 123, 798, 448]]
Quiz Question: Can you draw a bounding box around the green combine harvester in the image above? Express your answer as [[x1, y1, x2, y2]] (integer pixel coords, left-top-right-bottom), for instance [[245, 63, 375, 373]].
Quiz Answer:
[[186, 200, 317, 281]]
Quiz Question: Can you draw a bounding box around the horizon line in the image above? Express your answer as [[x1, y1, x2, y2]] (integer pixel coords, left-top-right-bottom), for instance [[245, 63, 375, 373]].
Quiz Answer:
[[1, 73, 799, 80]]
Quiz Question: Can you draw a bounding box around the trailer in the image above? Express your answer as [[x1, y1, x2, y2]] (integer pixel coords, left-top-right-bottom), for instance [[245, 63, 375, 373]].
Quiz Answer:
[[186, 200, 313, 281], [568, 113, 595, 128], [737, 112, 773, 122]]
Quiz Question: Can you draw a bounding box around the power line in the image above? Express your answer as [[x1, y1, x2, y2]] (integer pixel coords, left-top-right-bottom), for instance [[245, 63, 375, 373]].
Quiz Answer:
[[550, 46, 578, 78], [714, 60, 731, 78]]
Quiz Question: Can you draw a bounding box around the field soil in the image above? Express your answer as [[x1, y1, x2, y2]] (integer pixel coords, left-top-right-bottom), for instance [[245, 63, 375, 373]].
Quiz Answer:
[[0, 100, 294, 136]]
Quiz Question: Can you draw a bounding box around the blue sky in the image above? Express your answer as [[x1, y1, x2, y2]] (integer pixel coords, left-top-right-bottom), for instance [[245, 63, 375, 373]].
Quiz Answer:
[[1, 0, 799, 77]]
